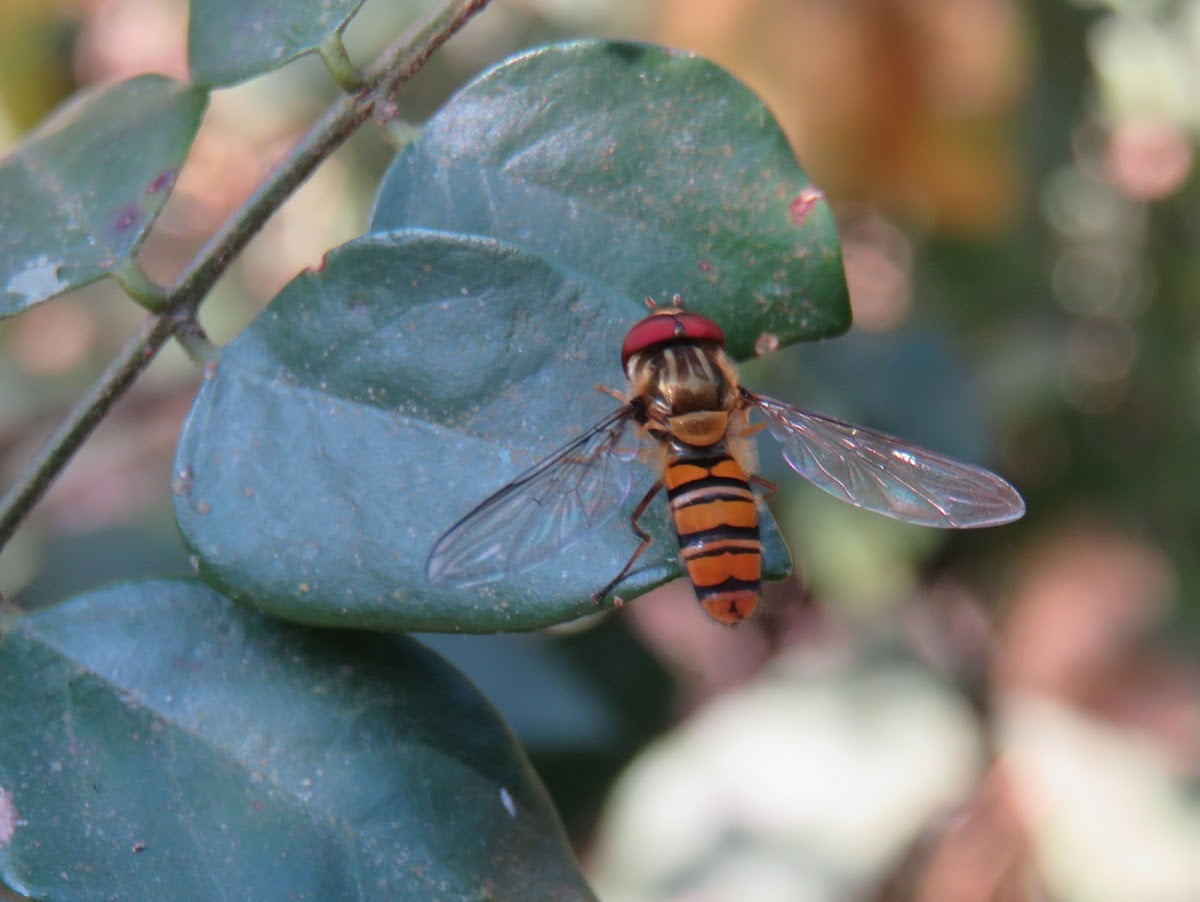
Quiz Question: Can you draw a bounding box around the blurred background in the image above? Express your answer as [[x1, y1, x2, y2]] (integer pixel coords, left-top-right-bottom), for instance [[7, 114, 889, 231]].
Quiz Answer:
[[3, 0, 1200, 899]]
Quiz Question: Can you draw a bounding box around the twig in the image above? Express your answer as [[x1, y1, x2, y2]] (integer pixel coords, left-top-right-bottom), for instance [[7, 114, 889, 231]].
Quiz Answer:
[[0, 0, 493, 551], [0, 315, 175, 548]]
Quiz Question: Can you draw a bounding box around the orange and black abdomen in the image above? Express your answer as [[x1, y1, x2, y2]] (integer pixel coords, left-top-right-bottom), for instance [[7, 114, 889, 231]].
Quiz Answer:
[[665, 450, 762, 626]]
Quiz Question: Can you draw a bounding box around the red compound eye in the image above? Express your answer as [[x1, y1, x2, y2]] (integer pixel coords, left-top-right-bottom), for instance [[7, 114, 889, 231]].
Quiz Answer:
[[620, 311, 726, 368]]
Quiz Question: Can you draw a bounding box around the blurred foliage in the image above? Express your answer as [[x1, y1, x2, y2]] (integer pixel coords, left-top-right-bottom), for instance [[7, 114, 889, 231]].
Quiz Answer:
[[657, 0, 1030, 235], [589, 645, 986, 901], [3, 0, 1200, 899]]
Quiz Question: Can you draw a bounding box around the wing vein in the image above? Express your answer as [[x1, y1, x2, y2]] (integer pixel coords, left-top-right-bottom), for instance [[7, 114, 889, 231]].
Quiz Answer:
[[426, 406, 640, 586], [745, 389, 1024, 529]]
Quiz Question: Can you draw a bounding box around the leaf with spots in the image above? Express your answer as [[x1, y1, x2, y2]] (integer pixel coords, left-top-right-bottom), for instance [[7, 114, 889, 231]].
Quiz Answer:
[[173, 231, 792, 631], [370, 40, 850, 358], [0, 75, 207, 317], [0, 579, 595, 901]]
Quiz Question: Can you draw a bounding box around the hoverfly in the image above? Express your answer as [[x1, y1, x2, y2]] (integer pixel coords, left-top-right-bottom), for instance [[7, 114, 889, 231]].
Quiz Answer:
[[427, 297, 1025, 626]]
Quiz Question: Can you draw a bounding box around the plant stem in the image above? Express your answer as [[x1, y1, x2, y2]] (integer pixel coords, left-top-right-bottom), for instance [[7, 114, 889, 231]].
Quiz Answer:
[[0, 0, 494, 553], [319, 32, 365, 91], [0, 315, 176, 549], [114, 260, 169, 313], [174, 316, 220, 367], [174, 0, 494, 322]]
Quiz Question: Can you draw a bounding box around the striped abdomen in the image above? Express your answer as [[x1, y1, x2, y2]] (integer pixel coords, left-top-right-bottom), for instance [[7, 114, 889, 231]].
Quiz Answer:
[[665, 450, 762, 626]]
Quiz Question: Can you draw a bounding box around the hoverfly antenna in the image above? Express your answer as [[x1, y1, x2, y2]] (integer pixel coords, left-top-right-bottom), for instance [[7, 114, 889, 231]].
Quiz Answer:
[[671, 293, 685, 309], [644, 296, 657, 311]]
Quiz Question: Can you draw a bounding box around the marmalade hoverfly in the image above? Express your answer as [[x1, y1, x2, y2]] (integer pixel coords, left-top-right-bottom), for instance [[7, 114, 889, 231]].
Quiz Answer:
[[426, 297, 1025, 626]]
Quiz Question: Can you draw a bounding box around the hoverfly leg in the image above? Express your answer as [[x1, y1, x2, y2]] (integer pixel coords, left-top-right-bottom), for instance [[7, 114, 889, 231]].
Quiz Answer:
[[595, 384, 628, 404], [749, 474, 778, 501], [593, 481, 662, 603]]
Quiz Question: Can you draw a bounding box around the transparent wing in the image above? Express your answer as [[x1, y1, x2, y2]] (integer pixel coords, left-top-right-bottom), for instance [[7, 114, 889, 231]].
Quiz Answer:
[[747, 390, 1025, 528], [426, 407, 641, 587]]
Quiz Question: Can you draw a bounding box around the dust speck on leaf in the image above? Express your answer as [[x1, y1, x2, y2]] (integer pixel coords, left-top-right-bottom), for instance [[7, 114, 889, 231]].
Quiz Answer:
[[0, 785, 17, 846], [789, 186, 825, 225], [754, 332, 780, 356], [145, 168, 177, 194], [605, 43, 646, 63], [112, 204, 142, 233], [171, 466, 193, 497]]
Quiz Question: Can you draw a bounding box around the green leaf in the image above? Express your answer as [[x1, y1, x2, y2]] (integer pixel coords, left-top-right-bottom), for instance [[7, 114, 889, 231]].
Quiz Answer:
[[0, 75, 207, 317], [0, 579, 595, 901], [174, 230, 791, 632], [188, 0, 366, 87], [370, 40, 850, 358]]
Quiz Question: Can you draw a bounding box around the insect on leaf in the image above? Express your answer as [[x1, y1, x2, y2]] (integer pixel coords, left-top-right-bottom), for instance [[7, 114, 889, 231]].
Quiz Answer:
[[174, 231, 792, 632]]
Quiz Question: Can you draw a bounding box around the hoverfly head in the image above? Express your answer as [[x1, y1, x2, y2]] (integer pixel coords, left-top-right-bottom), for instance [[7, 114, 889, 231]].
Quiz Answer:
[[621, 296, 726, 374]]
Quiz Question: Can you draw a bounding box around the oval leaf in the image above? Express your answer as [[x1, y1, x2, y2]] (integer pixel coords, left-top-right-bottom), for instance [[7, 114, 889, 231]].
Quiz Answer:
[[188, 0, 366, 87], [0, 579, 595, 901], [370, 40, 850, 358], [0, 75, 207, 317], [174, 230, 791, 632]]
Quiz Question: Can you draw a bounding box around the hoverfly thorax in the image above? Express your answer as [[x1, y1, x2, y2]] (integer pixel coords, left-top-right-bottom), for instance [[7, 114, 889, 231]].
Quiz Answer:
[[621, 300, 739, 449], [632, 342, 732, 447]]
